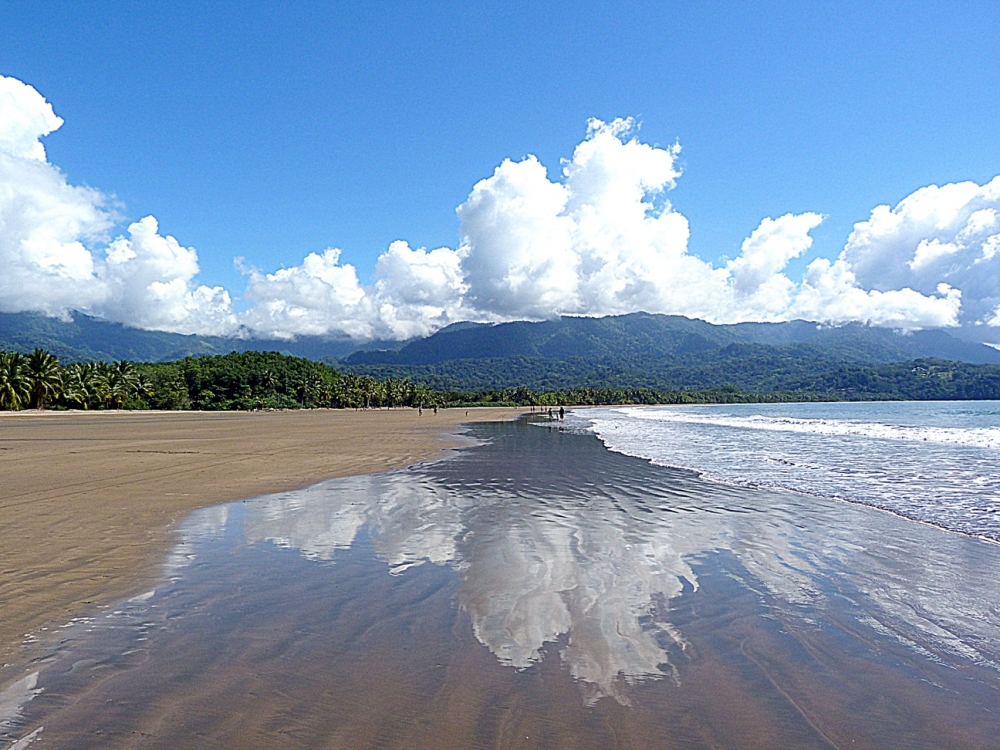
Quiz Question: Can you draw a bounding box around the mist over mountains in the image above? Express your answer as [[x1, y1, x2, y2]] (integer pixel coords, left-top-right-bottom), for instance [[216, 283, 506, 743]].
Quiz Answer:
[[346, 314, 1000, 367], [0, 312, 390, 364], [340, 313, 1000, 393], [4, 310, 1000, 396]]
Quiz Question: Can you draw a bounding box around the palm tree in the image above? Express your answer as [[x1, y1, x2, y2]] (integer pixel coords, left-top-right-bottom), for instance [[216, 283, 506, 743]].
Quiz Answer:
[[260, 369, 279, 397], [401, 379, 417, 407], [90, 362, 113, 409], [61, 363, 93, 409], [296, 376, 325, 407], [332, 374, 362, 409], [105, 368, 134, 409], [134, 372, 155, 403], [314, 378, 334, 407], [113, 360, 136, 379], [411, 383, 432, 410], [357, 375, 379, 409], [0, 351, 30, 410], [25, 349, 62, 409], [103, 361, 140, 409], [384, 377, 410, 408], [105, 373, 128, 408]]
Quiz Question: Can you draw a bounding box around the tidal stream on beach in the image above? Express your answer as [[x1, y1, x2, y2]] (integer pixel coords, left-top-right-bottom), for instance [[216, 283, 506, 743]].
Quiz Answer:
[[3, 415, 1000, 749]]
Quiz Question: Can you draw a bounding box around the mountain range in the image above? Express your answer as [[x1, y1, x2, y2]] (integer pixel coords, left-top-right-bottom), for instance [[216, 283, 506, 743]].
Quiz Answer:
[[5, 310, 1000, 394], [346, 314, 1000, 367], [340, 314, 1000, 392], [0, 312, 393, 364]]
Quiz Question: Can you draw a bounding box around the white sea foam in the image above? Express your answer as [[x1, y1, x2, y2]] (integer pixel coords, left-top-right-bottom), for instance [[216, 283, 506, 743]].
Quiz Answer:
[[616, 407, 1000, 450], [8, 727, 43, 749], [574, 401, 1000, 541], [0, 673, 41, 740]]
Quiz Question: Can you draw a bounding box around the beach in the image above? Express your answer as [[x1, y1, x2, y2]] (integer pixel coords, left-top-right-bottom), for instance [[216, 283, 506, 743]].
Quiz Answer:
[[0, 407, 520, 682], [4, 415, 1000, 748]]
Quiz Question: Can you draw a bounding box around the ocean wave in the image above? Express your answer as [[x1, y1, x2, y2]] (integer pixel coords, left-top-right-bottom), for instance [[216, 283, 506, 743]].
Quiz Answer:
[[613, 407, 1000, 450], [574, 403, 1000, 542]]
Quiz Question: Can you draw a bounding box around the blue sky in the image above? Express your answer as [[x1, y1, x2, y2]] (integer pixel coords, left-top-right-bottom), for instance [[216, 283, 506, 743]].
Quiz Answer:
[[2, 1, 1000, 340]]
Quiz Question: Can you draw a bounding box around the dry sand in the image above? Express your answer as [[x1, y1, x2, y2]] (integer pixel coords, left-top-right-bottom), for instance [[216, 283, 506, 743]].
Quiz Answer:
[[0, 407, 520, 676]]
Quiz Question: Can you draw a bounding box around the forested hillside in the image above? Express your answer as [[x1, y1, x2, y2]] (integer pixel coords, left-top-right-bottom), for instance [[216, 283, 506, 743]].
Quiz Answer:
[[345, 314, 1000, 367], [3, 348, 999, 412], [0, 312, 394, 363], [4, 312, 1000, 406], [5, 311, 1000, 369]]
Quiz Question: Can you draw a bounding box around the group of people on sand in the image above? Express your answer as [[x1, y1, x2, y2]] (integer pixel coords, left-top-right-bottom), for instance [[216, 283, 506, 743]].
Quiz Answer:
[[529, 405, 564, 420]]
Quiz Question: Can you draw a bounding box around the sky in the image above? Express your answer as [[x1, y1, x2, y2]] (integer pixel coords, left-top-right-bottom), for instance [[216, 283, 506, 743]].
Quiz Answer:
[[1, 0, 1000, 342]]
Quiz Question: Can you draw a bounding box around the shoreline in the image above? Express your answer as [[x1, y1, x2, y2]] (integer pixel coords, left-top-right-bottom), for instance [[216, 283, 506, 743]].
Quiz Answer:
[[577, 401, 1000, 545], [8, 417, 1000, 748], [0, 407, 522, 682]]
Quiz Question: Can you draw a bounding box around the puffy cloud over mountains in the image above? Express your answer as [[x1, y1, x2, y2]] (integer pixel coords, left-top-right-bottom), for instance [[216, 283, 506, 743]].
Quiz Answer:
[[1, 75, 996, 341], [0, 76, 237, 336]]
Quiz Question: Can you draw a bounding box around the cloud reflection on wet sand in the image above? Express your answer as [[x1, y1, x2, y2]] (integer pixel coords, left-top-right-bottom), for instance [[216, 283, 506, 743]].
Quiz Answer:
[[7, 420, 1000, 749], [241, 422, 1000, 703]]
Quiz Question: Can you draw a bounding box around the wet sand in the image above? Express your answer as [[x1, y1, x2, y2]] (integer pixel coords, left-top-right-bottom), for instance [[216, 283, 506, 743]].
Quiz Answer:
[[0, 407, 520, 680], [5, 419, 1000, 749]]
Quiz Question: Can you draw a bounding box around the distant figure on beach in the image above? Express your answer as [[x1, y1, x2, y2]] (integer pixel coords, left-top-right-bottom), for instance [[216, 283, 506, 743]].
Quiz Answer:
[[418, 405, 422, 415], [559, 407, 564, 420], [433, 405, 438, 415]]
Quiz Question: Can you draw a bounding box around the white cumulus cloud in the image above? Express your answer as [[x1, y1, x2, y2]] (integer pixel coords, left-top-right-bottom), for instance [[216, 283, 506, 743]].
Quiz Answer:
[[0, 75, 239, 336], [837, 178, 1000, 330], [240, 240, 472, 340], [451, 118, 957, 331], [725, 212, 823, 319], [99, 216, 238, 335], [240, 248, 374, 340], [458, 118, 733, 322], [372, 240, 469, 339], [2, 73, 998, 343], [457, 152, 580, 318], [791, 259, 962, 329], [1, 77, 111, 318], [0, 75, 63, 161]]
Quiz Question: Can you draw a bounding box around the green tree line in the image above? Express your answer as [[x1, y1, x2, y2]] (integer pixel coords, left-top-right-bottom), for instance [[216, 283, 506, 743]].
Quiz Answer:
[[1, 349, 156, 410], [1, 348, 818, 411], [4, 349, 1000, 412], [0, 349, 444, 411]]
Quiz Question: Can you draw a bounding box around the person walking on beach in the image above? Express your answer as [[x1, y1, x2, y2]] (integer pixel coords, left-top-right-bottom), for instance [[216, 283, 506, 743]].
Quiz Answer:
[[559, 406, 564, 420]]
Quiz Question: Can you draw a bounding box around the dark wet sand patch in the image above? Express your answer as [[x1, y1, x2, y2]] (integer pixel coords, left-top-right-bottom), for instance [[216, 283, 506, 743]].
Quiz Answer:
[[0, 407, 519, 684], [15, 543, 1000, 749], [6, 420, 1000, 749]]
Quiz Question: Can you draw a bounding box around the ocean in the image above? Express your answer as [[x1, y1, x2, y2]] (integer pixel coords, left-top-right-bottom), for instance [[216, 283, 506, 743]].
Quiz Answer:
[[3, 412, 1000, 748], [574, 400, 1000, 541]]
